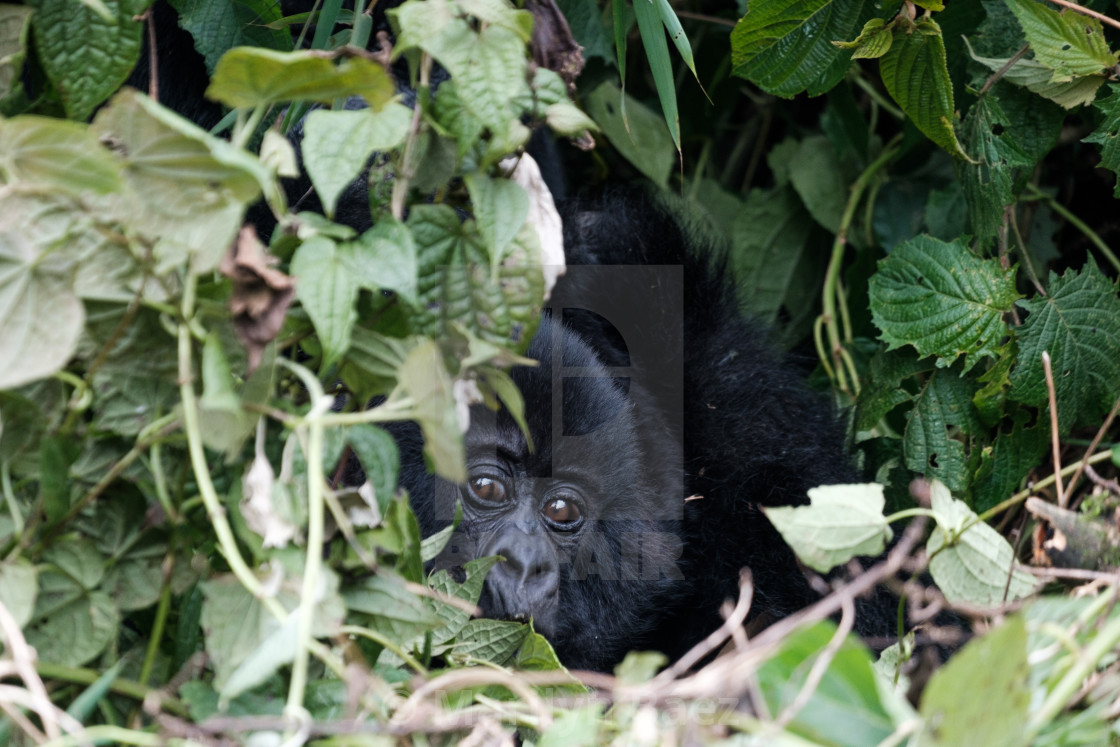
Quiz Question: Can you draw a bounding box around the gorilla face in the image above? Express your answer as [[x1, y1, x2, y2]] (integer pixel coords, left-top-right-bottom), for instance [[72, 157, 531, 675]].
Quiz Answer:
[[418, 316, 688, 670]]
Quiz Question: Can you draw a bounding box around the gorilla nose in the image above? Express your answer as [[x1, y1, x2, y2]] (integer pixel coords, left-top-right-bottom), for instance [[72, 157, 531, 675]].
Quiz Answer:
[[480, 531, 560, 624]]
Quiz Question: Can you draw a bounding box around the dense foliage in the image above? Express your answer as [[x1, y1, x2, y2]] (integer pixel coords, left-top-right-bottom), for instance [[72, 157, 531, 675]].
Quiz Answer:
[[0, 0, 1119, 744]]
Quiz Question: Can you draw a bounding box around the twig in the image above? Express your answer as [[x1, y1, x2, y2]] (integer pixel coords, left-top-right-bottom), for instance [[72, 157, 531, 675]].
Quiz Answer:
[[1066, 393, 1120, 508], [1046, 0, 1120, 31], [1020, 566, 1120, 582], [1042, 351, 1066, 507], [775, 594, 855, 729], [674, 10, 736, 27], [652, 570, 754, 684], [979, 44, 1029, 97]]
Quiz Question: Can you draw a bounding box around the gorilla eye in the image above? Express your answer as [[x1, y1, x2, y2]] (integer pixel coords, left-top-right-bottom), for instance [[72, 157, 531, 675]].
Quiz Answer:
[[467, 476, 507, 505], [542, 496, 582, 529]]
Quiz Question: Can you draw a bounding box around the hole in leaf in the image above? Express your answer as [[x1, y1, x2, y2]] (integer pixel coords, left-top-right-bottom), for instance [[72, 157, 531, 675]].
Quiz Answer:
[[928, 453, 940, 469], [991, 122, 1005, 136]]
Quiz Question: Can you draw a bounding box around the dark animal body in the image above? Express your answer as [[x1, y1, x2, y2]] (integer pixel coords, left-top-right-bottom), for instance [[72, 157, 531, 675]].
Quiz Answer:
[[395, 189, 894, 672]]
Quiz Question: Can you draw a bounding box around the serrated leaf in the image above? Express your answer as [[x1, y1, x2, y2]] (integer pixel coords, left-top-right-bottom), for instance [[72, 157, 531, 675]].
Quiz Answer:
[[972, 414, 1047, 513], [926, 481, 1036, 604], [917, 616, 1029, 746], [1004, 0, 1116, 81], [302, 104, 411, 217], [0, 192, 85, 389], [730, 0, 872, 98], [903, 368, 979, 493], [410, 204, 543, 352], [880, 17, 966, 158], [450, 618, 529, 665], [869, 236, 1019, 371], [966, 39, 1104, 109], [206, 48, 395, 109], [291, 235, 359, 371], [763, 483, 892, 573], [1084, 85, 1120, 197], [1009, 262, 1120, 433], [833, 17, 892, 60], [428, 556, 501, 640], [29, 0, 142, 120], [166, 0, 292, 74], [0, 116, 122, 193]]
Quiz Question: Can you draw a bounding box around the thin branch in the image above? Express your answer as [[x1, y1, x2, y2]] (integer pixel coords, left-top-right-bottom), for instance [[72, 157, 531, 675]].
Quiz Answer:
[[1067, 393, 1120, 508], [1041, 351, 1066, 507], [1046, 0, 1120, 32]]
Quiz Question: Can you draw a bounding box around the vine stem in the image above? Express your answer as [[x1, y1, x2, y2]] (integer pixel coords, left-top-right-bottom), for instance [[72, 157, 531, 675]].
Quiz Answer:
[[1044, 0, 1120, 31], [1024, 184, 1120, 273], [819, 136, 901, 394], [177, 273, 284, 617], [975, 448, 1115, 524]]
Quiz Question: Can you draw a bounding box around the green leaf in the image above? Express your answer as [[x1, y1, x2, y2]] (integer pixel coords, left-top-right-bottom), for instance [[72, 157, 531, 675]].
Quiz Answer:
[[343, 572, 442, 644], [615, 651, 667, 683], [0, 116, 122, 193], [789, 135, 847, 233], [966, 40, 1105, 109], [833, 17, 892, 60], [291, 236, 359, 371], [90, 89, 268, 272], [457, 0, 533, 41], [345, 424, 399, 517], [464, 173, 529, 269], [540, 705, 603, 747], [29, 0, 143, 120], [917, 616, 1029, 746], [428, 556, 502, 640], [756, 622, 897, 747], [957, 82, 1063, 238], [39, 434, 78, 523], [0, 5, 32, 99], [730, 0, 872, 98], [1004, 0, 1116, 80], [544, 102, 598, 136], [869, 236, 1019, 372], [301, 104, 411, 217], [197, 333, 255, 455], [25, 590, 118, 668], [0, 192, 85, 389], [396, 339, 465, 482], [926, 481, 1036, 605], [584, 81, 674, 186], [902, 368, 979, 493], [1084, 86, 1120, 197], [633, 0, 679, 151], [206, 48, 395, 109], [166, 0, 292, 74], [1009, 262, 1120, 433], [729, 186, 814, 326], [0, 560, 38, 628], [410, 204, 544, 352], [764, 484, 892, 573], [971, 415, 1047, 513], [450, 618, 529, 665], [880, 17, 967, 158]]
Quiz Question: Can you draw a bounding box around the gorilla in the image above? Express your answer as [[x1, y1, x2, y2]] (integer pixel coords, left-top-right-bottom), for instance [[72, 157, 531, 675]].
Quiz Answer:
[[394, 189, 895, 672], [120, 0, 894, 672]]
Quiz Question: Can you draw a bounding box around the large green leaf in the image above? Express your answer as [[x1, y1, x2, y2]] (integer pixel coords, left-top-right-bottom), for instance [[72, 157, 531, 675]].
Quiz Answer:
[[167, 0, 292, 74], [583, 81, 674, 186], [301, 103, 411, 217], [291, 236, 359, 371], [917, 616, 1029, 746], [29, 0, 143, 120], [632, 0, 679, 151], [879, 17, 966, 158], [1004, 0, 1116, 80], [730, 0, 873, 98], [1084, 84, 1120, 197], [869, 236, 1019, 372], [207, 48, 395, 109], [902, 368, 979, 493], [1009, 262, 1120, 433], [0, 5, 32, 99]]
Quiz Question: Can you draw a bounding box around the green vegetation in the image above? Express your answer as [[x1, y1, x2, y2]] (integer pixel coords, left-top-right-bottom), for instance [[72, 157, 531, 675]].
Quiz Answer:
[[0, 0, 1119, 743]]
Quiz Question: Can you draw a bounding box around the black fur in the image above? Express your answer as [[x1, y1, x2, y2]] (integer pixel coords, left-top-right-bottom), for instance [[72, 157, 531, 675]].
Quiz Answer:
[[398, 189, 895, 671]]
